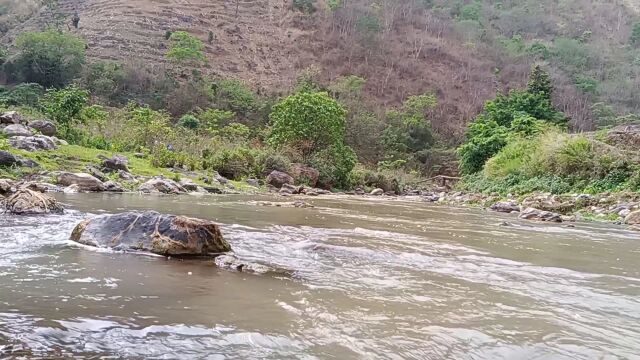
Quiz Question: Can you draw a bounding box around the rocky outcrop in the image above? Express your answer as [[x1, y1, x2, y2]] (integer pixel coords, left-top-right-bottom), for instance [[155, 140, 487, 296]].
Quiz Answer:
[[2, 124, 32, 137], [606, 124, 640, 151], [102, 155, 129, 172], [9, 135, 57, 151], [28, 120, 57, 137], [139, 177, 186, 194], [70, 211, 231, 256], [290, 163, 320, 187], [0, 111, 22, 124], [279, 183, 303, 195], [104, 181, 125, 192], [57, 172, 106, 192], [519, 207, 562, 222], [0, 179, 14, 194], [624, 210, 640, 225], [0, 150, 20, 167], [179, 178, 201, 192], [1, 189, 64, 215], [490, 201, 520, 213], [266, 170, 294, 188]]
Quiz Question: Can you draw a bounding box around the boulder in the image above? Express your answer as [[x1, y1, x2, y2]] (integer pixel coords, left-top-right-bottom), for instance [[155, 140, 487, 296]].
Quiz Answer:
[[519, 207, 562, 223], [266, 170, 294, 188], [86, 165, 108, 182], [24, 182, 61, 193], [490, 201, 520, 213], [1, 189, 64, 215], [28, 120, 57, 137], [102, 155, 129, 172], [370, 188, 384, 196], [9, 135, 57, 151], [57, 172, 106, 192], [0, 150, 20, 167], [63, 184, 81, 194], [104, 181, 125, 192], [213, 172, 229, 185], [179, 178, 200, 192], [2, 124, 33, 137], [0, 179, 14, 194], [69, 211, 231, 256], [51, 137, 68, 146], [624, 210, 640, 225], [139, 177, 185, 194], [290, 163, 320, 187], [118, 170, 135, 181], [246, 178, 259, 187], [0, 111, 22, 125], [280, 183, 303, 195]]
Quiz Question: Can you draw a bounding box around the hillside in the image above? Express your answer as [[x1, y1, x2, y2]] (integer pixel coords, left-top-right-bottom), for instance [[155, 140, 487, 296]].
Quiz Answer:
[[1, 0, 639, 142]]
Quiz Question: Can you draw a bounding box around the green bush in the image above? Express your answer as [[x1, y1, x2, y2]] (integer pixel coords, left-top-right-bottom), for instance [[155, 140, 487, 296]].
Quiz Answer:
[[260, 152, 292, 175], [293, 0, 316, 13], [311, 142, 357, 189], [13, 30, 85, 88], [204, 147, 260, 180], [459, 2, 482, 21], [83, 61, 125, 101], [178, 114, 200, 130], [166, 31, 206, 64], [41, 85, 89, 139], [1, 83, 44, 107], [214, 79, 256, 114], [631, 22, 640, 46]]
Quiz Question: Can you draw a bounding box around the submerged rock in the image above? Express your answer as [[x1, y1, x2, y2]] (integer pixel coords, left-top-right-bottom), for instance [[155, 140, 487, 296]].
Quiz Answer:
[[70, 211, 231, 256], [1, 189, 64, 215], [519, 207, 562, 223], [214, 254, 271, 274]]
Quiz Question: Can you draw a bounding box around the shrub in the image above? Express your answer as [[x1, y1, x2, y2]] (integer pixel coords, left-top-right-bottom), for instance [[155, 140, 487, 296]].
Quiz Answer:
[[268, 91, 347, 159], [311, 142, 357, 189], [458, 118, 509, 174], [41, 85, 89, 139], [260, 152, 292, 175], [293, 0, 315, 13], [166, 31, 206, 64], [1, 83, 44, 107], [631, 22, 640, 46], [197, 108, 235, 132], [214, 79, 256, 114], [13, 30, 85, 88], [459, 2, 482, 21], [178, 114, 200, 130], [204, 147, 260, 179], [83, 61, 125, 101]]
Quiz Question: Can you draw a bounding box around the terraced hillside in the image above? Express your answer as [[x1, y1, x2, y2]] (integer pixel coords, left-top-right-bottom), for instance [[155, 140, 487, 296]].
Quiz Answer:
[[4, 0, 306, 91]]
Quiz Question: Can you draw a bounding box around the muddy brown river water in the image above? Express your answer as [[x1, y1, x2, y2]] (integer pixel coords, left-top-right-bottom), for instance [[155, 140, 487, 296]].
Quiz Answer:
[[1, 193, 639, 359]]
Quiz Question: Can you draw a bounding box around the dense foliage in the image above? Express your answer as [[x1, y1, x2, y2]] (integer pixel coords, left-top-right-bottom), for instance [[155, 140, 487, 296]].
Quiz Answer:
[[166, 31, 206, 64], [10, 30, 85, 88]]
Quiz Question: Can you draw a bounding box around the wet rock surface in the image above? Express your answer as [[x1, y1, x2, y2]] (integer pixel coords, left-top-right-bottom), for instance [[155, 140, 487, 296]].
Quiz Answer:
[[70, 211, 231, 256], [57, 172, 106, 192], [139, 177, 186, 194], [1, 189, 64, 215]]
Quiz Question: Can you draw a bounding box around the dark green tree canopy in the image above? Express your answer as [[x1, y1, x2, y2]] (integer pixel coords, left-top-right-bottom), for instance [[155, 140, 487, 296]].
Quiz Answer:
[[13, 30, 86, 88]]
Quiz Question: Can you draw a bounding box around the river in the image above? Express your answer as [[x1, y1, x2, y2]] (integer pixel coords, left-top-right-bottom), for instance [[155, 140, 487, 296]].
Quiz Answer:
[[1, 193, 639, 359]]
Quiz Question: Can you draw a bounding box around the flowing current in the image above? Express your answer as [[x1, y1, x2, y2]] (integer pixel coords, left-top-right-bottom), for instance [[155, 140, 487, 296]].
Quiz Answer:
[[1, 194, 639, 359]]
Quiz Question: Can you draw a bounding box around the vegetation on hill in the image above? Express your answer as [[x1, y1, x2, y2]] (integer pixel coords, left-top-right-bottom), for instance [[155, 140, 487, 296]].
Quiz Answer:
[[0, 0, 639, 196]]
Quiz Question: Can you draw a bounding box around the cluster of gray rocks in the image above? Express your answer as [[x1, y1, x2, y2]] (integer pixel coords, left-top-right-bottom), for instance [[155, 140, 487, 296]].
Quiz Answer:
[[1, 111, 66, 152]]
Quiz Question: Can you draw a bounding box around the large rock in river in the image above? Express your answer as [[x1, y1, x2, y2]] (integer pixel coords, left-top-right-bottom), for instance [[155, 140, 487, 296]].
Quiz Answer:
[[519, 207, 562, 223], [1, 189, 64, 215], [57, 172, 106, 192], [266, 170, 294, 188], [70, 211, 231, 256], [624, 210, 640, 225], [139, 177, 186, 194]]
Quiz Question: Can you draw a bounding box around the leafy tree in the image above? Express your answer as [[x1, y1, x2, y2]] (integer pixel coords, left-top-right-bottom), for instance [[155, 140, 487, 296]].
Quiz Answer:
[[214, 79, 256, 114], [460, 2, 482, 21], [268, 91, 347, 158], [83, 61, 126, 101], [41, 85, 89, 138], [13, 30, 86, 88], [382, 93, 437, 161], [527, 65, 553, 99], [311, 142, 357, 189], [457, 118, 509, 174], [166, 31, 206, 64]]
